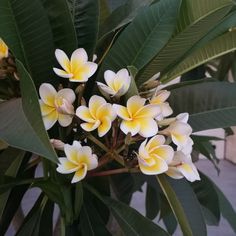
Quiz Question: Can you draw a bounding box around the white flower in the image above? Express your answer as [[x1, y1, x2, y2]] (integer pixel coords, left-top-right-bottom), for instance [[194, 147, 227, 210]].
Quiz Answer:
[[53, 48, 97, 82], [114, 96, 160, 137], [57, 141, 98, 183], [150, 90, 173, 120], [162, 119, 192, 150], [39, 83, 75, 130], [97, 69, 131, 97], [166, 151, 200, 182], [137, 135, 174, 175], [76, 95, 116, 137]]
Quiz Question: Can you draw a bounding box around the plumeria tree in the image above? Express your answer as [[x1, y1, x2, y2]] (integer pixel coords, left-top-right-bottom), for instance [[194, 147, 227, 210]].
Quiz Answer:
[[0, 0, 236, 235]]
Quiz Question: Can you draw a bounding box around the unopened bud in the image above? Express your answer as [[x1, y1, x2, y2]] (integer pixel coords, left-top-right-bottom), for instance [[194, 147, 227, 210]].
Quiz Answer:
[[50, 139, 65, 151]]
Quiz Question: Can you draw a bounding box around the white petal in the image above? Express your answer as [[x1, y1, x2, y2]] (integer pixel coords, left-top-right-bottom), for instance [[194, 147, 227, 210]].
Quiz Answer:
[[81, 120, 100, 132], [53, 68, 73, 78], [146, 135, 165, 151], [39, 100, 55, 116], [71, 165, 87, 183], [84, 62, 98, 77], [76, 106, 95, 122], [115, 84, 129, 97], [138, 118, 158, 138], [87, 154, 98, 170], [39, 83, 57, 107], [120, 120, 140, 136], [116, 68, 129, 79], [156, 90, 170, 102], [127, 96, 146, 116], [138, 156, 168, 175], [55, 49, 70, 71], [104, 70, 116, 88], [57, 158, 78, 174], [138, 139, 149, 158], [42, 110, 58, 130], [98, 116, 112, 137], [58, 114, 73, 127], [71, 48, 88, 65], [152, 146, 174, 164], [135, 104, 161, 119], [176, 113, 189, 123], [178, 163, 200, 182], [72, 140, 82, 150], [113, 104, 131, 120], [97, 82, 116, 96], [166, 167, 183, 179], [64, 144, 79, 164], [58, 88, 76, 104], [88, 95, 106, 118], [160, 103, 173, 117]]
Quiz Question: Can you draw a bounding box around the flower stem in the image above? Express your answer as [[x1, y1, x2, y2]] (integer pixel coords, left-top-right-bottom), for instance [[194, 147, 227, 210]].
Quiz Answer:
[[88, 167, 140, 177]]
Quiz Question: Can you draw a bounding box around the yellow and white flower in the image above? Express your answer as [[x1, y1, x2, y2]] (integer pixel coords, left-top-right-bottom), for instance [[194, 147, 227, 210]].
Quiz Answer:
[[114, 96, 160, 137], [166, 151, 200, 182], [137, 135, 174, 175], [96, 69, 131, 97], [76, 95, 116, 137], [53, 48, 97, 82], [57, 141, 98, 183], [150, 90, 173, 120], [39, 83, 75, 130], [162, 120, 192, 150], [0, 38, 8, 60]]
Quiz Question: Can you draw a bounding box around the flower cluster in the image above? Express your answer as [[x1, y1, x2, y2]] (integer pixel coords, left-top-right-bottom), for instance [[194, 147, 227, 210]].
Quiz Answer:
[[39, 48, 200, 183]]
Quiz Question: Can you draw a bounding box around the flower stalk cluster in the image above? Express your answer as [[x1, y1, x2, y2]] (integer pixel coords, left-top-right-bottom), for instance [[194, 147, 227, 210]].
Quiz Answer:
[[37, 48, 200, 183]]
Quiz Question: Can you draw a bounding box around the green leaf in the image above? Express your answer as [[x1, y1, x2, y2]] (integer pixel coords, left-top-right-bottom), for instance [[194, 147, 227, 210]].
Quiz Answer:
[[0, 61, 57, 162], [80, 202, 111, 236], [156, 175, 206, 236], [86, 184, 170, 236], [140, 0, 233, 82], [68, 0, 99, 58], [214, 182, 236, 233], [0, 153, 35, 235], [145, 184, 160, 220], [16, 194, 52, 236], [201, 173, 236, 233], [0, 148, 25, 218], [192, 172, 220, 225], [125, 66, 139, 99], [98, 0, 181, 82], [99, 0, 110, 26], [192, 135, 220, 173], [40, 0, 77, 54], [162, 30, 236, 83], [74, 183, 83, 219], [168, 81, 236, 132], [0, 0, 55, 87], [99, 0, 153, 39]]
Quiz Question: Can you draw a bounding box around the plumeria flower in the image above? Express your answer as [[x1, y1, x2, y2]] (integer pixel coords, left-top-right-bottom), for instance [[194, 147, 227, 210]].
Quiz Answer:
[[0, 38, 8, 60], [39, 83, 75, 130], [96, 69, 131, 97], [76, 95, 116, 137], [114, 96, 160, 137], [162, 118, 192, 150], [53, 48, 97, 82], [137, 135, 174, 175], [150, 90, 173, 120], [166, 151, 200, 182], [57, 141, 98, 183]]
